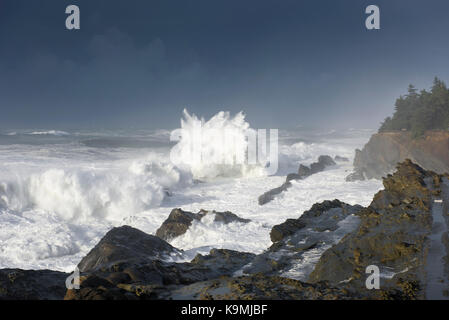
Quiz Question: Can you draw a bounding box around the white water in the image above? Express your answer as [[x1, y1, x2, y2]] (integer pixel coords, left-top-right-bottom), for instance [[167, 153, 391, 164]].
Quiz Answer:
[[0, 111, 383, 272], [170, 109, 267, 179]]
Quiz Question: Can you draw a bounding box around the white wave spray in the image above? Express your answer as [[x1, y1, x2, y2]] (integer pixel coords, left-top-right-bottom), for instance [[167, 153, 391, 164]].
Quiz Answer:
[[0, 156, 191, 222], [170, 109, 268, 180]]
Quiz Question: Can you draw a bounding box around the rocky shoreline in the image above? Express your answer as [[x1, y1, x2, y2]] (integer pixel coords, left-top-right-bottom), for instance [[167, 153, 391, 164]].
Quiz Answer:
[[1, 160, 448, 300]]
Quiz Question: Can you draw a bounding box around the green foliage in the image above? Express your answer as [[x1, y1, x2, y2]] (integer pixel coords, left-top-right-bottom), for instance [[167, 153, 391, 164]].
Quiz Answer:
[[378, 77, 449, 138]]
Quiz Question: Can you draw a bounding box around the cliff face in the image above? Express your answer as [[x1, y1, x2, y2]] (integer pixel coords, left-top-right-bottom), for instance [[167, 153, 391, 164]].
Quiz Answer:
[[347, 131, 449, 181]]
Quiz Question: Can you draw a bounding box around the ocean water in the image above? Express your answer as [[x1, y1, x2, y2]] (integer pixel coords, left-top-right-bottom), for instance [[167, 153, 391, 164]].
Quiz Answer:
[[0, 112, 383, 272]]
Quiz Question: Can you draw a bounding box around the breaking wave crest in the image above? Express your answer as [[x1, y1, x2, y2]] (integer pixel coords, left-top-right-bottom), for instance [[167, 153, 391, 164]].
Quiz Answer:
[[0, 156, 192, 222]]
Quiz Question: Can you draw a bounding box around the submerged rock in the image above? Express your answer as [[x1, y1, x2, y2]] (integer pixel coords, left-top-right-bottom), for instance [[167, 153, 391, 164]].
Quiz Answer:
[[335, 155, 350, 162], [258, 155, 337, 205], [317, 155, 336, 167], [156, 208, 250, 241], [345, 168, 366, 181]]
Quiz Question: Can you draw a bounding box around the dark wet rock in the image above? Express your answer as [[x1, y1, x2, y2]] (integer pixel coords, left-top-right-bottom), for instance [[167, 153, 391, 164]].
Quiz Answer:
[[170, 274, 359, 300], [318, 155, 336, 167], [310, 162, 325, 174], [155, 208, 204, 241], [78, 226, 180, 273], [286, 173, 302, 182], [244, 200, 363, 280], [270, 200, 362, 243], [346, 131, 449, 181], [64, 223, 258, 300], [0, 269, 68, 300], [335, 155, 350, 162], [270, 219, 306, 243], [309, 160, 438, 299], [156, 208, 250, 241], [258, 155, 337, 205], [66, 245, 256, 300], [258, 182, 292, 205], [297, 164, 311, 178]]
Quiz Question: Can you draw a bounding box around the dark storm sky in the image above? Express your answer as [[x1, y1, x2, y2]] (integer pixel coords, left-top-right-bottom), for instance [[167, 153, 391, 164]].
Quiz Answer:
[[1, 0, 449, 130]]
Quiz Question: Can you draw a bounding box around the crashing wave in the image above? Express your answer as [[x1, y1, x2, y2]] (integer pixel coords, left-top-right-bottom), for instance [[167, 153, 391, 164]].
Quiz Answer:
[[0, 156, 191, 222], [170, 109, 269, 180]]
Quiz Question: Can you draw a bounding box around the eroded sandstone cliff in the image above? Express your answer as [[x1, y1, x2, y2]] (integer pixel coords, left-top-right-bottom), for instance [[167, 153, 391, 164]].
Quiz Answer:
[[346, 131, 449, 181]]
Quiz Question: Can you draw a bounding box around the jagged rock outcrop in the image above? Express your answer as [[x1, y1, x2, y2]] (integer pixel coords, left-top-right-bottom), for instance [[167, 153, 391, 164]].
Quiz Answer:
[[310, 160, 442, 299], [243, 200, 363, 280], [317, 155, 336, 167], [66, 226, 257, 300], [258, 155, 337, 205], [65, 249, 257, 300], [270, 200, 362, 243], [65, 231, 356, 300], [155, 208, 250, 241], [346, 131, 449, 181]]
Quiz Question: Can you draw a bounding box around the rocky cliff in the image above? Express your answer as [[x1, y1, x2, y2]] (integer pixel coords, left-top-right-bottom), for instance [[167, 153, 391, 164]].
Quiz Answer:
[[346, 131, 449, 181]]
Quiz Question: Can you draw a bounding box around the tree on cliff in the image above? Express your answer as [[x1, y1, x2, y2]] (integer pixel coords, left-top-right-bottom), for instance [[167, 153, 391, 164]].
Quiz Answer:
[[379, 77, 449, 138]]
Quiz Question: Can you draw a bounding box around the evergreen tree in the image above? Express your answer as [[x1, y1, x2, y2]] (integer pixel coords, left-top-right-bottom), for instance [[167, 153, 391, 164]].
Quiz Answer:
[[378, 77, 449, 138]]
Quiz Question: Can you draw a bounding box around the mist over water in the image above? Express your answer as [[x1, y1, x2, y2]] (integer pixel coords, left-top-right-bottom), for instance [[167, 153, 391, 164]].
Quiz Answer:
[[0, 111, 382, 272]]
